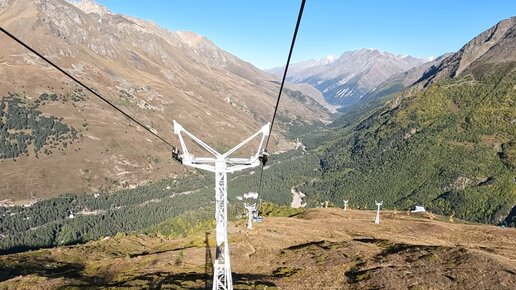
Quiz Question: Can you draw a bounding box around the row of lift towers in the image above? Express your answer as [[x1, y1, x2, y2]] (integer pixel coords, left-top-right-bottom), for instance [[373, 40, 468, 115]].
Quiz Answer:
[[172, 120, 386, 289]]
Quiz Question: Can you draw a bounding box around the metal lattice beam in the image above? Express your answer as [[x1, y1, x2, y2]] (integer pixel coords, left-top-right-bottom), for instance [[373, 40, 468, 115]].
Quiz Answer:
[[172, 120, 269, 290]]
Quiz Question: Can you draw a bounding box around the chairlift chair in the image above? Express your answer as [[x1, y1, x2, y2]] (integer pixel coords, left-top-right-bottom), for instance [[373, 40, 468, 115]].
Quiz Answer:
[[251, 210, 263, 222]]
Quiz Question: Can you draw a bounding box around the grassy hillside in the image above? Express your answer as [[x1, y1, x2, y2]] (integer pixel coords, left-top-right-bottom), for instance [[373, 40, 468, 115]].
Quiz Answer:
[[1, 208, 514, 289], [302, 62, 516, 225], [0, 93, 82, 159]]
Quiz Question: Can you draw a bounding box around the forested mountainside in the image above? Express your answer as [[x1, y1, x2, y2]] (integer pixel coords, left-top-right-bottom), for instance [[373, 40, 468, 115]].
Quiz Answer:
[[303, 60, 515, 225], [280, 17, 516, 226]]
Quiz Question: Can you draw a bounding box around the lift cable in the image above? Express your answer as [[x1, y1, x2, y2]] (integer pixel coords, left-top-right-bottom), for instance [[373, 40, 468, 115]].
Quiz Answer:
[[0, 26, 213, 186], [257, 0, 306, 197], [0, 26, 175, 149], [265, 0, 306, 150]]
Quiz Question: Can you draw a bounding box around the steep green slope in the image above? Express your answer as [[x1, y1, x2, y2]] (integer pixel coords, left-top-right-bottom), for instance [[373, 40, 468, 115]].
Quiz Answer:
[[303, 62, 516, 224]]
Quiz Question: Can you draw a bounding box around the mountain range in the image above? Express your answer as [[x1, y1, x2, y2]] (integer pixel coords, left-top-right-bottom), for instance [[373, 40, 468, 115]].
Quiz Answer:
[[304, 16, 516, 225], [0, 0, 333, 200], [0, 2, 515, 287], [269, 49, 427, 106]]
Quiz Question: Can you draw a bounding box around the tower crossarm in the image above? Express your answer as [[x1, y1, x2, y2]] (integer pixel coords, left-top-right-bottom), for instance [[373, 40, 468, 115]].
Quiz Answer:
[[173, 120, 221, 160], [225, 158, 261, 173], [173, 120, 270, 171], [222, 123, 270, 159]]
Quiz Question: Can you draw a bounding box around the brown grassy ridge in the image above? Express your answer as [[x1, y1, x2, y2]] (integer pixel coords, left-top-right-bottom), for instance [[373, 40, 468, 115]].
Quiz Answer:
[[0, 208, 515, 289]]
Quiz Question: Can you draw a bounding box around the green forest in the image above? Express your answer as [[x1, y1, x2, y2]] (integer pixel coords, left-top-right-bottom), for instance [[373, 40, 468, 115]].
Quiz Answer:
[[0, 149, 317, 254], [301, 62, 516, 225], [0, 92, 84, 159]]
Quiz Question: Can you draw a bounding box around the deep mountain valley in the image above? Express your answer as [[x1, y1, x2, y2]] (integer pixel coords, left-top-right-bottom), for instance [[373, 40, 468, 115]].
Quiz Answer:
[[0, 1, 515, 288]]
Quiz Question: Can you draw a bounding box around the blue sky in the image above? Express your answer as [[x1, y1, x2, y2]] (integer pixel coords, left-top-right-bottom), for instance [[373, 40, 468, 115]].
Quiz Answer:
[[96, 0, 516, 69]]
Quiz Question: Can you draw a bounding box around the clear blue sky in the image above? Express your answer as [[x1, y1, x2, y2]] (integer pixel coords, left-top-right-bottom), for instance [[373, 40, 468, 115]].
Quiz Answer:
[[96, 0, 516, 69]]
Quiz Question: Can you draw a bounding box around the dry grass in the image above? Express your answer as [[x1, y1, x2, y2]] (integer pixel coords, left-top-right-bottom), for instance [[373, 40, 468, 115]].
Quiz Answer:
[[0, 0, 331, 201], [1, 208, 515, 289]]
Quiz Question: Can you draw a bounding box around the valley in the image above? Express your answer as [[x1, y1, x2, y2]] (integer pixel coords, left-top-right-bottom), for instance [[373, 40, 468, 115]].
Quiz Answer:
[[0, 1, 515, 289]]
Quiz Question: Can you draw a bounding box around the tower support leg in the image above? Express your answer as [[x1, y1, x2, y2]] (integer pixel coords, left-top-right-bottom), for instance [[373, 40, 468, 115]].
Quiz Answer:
[[213, 160, 232, 290]]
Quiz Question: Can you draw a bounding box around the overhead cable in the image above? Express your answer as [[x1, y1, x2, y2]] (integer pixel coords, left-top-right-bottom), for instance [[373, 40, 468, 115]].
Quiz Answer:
[[0, 26, 214, 186], [257, 0, 307, 196]]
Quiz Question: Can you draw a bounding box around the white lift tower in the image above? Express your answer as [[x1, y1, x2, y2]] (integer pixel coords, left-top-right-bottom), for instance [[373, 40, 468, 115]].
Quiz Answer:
[[375, 201, 383, 224], [343, 200, 349, 211], [244, 203, 257, 230], [172, 120, 269, 290]]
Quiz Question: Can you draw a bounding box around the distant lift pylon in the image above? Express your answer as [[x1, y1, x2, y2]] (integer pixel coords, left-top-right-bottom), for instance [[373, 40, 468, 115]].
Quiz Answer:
[[172, 120, 270, 290]]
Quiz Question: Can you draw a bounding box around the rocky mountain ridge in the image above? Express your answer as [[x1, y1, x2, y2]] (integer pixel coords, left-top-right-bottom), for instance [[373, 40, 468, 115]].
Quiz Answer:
[[269, 48, 427, 106], [415, 16, 516, 87], [0, 0, 333, 200]]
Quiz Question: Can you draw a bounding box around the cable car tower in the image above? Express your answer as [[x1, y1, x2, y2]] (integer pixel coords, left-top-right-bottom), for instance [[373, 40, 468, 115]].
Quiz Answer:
[[172, 120, 269, 290], [375, 201, 383, 224], [244, 203, 257, 230]]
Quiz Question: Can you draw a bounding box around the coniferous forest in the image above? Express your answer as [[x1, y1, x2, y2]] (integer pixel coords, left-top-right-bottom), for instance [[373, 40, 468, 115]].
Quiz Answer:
[[0, 149, 319, 254], [0, 92, 84, 159]]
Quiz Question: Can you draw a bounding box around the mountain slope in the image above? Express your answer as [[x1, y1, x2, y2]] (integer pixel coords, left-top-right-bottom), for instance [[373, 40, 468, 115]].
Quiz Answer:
[[0, 0, 333, 200], [416, 16, 516, 87], [302, 18, 516, 225], [267, 55, 336, 81], [269, 49, 426, 106], [363, 53, 451, 102], [1, 208, 515, 289]]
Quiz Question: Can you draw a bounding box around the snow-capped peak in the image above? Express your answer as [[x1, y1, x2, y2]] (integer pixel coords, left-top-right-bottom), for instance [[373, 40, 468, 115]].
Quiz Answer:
[[325, 55, 337, 63]]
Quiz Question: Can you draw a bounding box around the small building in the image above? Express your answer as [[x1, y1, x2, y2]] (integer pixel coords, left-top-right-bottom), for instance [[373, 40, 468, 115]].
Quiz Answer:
[[410, 205, 426, 213]]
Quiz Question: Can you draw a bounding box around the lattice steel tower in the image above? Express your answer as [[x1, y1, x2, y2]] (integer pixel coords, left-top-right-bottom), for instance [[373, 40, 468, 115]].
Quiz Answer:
[[172, 120, 269, 290]]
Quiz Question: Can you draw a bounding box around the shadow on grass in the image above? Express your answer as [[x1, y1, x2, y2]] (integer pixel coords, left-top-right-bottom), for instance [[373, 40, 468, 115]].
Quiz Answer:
[[345, 242, 447, 284], [132, 272, 277, 289], [0, 256, 86, 282], [57, 271, 276, 289], [1, 231, 276, 289], [204, 232, 213, 289]]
